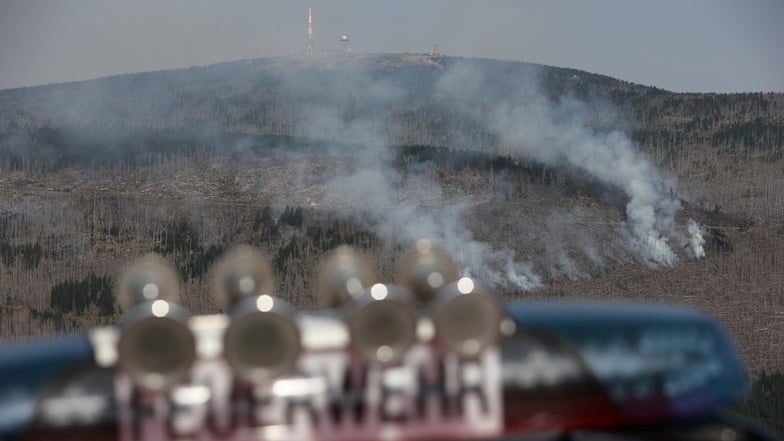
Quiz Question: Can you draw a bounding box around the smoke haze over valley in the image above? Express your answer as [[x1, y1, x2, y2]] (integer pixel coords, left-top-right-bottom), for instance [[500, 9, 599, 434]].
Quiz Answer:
[[1, 1, 784, 432], [0, 53, 783, 385]]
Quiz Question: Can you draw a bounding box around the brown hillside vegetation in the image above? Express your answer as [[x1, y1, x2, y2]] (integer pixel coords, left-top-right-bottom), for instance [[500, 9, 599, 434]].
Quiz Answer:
[[0, 54, 782, 375]]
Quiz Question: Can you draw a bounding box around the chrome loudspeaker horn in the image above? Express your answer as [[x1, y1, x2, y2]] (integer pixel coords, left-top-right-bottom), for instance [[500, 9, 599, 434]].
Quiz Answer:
[[117, 255, 196, 390]]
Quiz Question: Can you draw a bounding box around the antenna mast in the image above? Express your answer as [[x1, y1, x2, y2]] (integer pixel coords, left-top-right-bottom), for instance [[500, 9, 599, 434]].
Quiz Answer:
[[306, 6, 313, 55]]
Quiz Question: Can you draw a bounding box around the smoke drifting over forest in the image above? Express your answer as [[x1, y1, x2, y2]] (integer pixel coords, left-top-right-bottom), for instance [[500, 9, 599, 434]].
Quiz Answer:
[[256, 58, 706, 289], [438, 62, 708, 268], [2, 53, 784, 375], [0, 55, 709, 290], [0, 53, 722, 294]]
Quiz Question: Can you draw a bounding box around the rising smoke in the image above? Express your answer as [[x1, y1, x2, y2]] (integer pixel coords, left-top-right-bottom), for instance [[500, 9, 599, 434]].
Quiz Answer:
[[435, 61, 706, 269], [281, 58, 704, 291], [687, 219, 706, 259], [264, 60, 541, 290], [15, 54, 705, 292], [316, 140, 542, 291]]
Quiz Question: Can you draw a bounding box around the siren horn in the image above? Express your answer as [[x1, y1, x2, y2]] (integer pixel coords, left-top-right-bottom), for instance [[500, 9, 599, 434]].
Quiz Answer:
[[215, 247, 301, 384], [397, 239, 459, 304], [346, 283, 418, 365], [117, 255, 196, 390], [317, 245, 376, 308], [433, 277, 503, 358]]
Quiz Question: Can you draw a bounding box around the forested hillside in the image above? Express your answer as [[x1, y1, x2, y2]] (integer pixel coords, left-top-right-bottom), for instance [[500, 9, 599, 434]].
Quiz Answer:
[[0, 53, 782, 382]]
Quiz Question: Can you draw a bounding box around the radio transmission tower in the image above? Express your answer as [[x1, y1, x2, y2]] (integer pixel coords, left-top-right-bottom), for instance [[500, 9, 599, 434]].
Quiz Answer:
[[306, 6, 313, 55]]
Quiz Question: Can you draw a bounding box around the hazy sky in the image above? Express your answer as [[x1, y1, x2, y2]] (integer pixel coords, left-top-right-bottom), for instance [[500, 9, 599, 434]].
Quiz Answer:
[[0, 0, 782, 92]]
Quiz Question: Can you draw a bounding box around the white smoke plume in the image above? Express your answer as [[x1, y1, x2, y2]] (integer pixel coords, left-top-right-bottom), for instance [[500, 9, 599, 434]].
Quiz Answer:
[[282, 57, 704, 291], [436, 61, 704, 268], [318, 141, 542, 290], [262, 59, 543, 291], [687, 218, 706, 258]]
